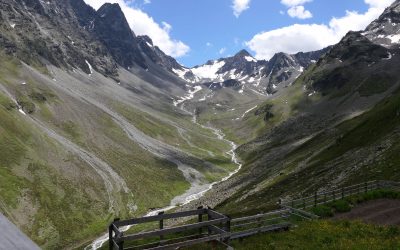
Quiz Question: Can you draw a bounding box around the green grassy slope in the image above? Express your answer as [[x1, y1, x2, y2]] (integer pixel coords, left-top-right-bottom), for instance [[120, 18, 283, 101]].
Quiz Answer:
[[0, 50, 240, 249]]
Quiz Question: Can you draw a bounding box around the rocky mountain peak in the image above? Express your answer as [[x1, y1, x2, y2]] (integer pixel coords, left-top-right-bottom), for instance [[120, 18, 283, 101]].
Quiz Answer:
[[234, 49, 252, 58], [93, 3, 147, 69], [138, 35, 153, 46], [363, 0, 400, 47]]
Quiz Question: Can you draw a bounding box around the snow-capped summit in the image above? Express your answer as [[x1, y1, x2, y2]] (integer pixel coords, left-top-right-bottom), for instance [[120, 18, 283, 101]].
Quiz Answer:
[[363, 1, 400, 47], [171, 47, 329, 95]]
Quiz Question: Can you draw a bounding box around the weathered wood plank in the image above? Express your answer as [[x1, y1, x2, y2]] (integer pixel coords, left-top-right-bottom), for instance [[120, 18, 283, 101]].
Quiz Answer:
[[119, 218, 228, 242], [232, 215, 290, 229], [115, 209, 207, 227], [231, 209, 289, 223], [207, 209, 227, 219], [230, 223, 291, 240]]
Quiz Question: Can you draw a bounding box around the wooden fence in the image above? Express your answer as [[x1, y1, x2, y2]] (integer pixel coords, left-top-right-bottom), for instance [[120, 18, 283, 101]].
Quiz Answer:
[[229, 209, 291, 240], [108, 207, 292, 250], [280, 180, 400, 210], [108, 180, 400, 249]]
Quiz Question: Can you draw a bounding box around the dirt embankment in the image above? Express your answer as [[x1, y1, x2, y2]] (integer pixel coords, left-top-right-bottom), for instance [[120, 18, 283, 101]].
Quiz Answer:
[[334, 199, 400, 226]]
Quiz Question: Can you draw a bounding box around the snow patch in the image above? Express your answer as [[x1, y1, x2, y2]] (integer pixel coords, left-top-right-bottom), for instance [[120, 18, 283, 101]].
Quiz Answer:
[[85, 60, 93, 76], [245, 56, 257, 62], [191, 61, 225, 79], [387, 34, 400, 43], [241, 106, 258, 119], [10, 23, 16, 29], [383, 52, 393, 60], [173, 86, 202, 106]]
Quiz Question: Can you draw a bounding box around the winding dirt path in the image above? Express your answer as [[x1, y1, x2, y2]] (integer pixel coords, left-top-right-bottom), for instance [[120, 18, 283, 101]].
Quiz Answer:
[[334, 199, 400, 226]]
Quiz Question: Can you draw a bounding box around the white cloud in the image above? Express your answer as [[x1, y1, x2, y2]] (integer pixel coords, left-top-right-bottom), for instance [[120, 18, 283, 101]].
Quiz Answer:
[[287, 5, 312, 19], [219, 48, 227, 54], [232, 0, 251, 18], [162, 21, 172, 33], [247, 0, 395, 60], [281, 0, 313, 19], [206, 42, 213, 47], [143, 0, 151, 4], [281, 0, 312, 7], [83, 0, 189, 57]]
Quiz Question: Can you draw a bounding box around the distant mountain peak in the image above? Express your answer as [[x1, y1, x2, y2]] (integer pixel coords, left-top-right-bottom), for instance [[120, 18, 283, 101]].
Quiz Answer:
[[362, 0, 400, 47], [235, 49, 252, 58]]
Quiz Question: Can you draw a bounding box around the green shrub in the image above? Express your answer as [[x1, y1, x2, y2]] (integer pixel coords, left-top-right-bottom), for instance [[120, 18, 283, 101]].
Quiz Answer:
[[17, 96, 35, 114], [332, 200, 351, 213], [352, 190, 400, 204], [312, 205, 333, 217], [29, 91, 47, 103]]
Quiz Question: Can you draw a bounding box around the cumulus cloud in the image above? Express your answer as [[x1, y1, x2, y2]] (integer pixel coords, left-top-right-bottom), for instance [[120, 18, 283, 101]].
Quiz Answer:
[[246, 0, 394, 60], [287, 6, 312, 19], [281, 0, 312, 7], [281, 0, 313, 19], [232, 0, 251, 18], [219, 48, 227, 54], [83, 0, 189, 57]]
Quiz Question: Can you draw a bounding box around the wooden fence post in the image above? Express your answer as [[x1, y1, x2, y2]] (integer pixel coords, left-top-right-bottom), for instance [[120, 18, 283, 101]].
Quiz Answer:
[[333, 190, 336, 201], [224, 216, 231, 245], [108, 224, 113, 250], [314, 192, 317, 207], [208, 208, 213, 235], [365, 182, 368, 193], [303, 198, 306, 210], [341, 187, 344, 200], [110, 218, 120, 250], [159, 211, 164, 244], [118, 239, 124, 250], [198, 206, 203, 236]]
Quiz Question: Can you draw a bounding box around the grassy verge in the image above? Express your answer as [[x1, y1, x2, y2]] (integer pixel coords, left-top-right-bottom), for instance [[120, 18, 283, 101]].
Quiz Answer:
[[229, 220, 400, 250]]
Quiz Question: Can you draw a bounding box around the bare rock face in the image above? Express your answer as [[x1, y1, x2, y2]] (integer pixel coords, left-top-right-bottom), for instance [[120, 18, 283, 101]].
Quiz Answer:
[[0, 0, 190, 83], [93, 3, 147, 70]]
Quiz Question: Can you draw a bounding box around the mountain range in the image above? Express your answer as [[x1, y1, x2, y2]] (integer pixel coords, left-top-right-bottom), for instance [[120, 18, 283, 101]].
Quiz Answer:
[[0, 0, 399, 249]]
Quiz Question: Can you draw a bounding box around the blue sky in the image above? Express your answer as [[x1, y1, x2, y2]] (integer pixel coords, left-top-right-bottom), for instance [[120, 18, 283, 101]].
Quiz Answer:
[[84, 0, 394, 67]]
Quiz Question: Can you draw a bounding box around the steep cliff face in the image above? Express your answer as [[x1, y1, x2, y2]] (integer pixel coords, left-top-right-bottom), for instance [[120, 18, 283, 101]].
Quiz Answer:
[[93, 3, 147, 69], [0, 0, 119, 77]]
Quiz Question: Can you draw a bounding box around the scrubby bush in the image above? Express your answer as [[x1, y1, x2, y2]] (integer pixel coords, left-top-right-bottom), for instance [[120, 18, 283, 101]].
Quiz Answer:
[[332, 200, 351, 213], [312, 205, 333, 217], [17, 96, 35, 114]]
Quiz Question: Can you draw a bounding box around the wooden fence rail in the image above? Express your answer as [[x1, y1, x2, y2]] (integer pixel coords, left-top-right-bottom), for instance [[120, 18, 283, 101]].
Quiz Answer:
[[280, 180, 400, 210]]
